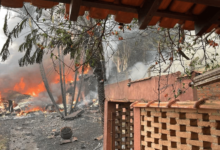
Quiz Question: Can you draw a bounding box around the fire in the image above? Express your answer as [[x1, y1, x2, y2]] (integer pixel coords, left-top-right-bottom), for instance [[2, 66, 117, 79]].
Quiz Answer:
[[17, 106, 45, 116], [83, 64, 91, 74], [13, 78, 25, 91], [12, 78, 45, 97]]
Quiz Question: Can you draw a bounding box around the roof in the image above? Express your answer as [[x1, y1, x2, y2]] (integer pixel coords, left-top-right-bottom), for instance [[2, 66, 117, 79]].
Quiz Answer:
[[1, 0, 220, 35]]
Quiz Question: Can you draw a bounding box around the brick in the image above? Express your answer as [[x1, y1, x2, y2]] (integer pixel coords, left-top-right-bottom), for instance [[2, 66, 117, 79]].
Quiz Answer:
[[198, 120, 216, 127], [141, 141, 146, 145], [151, 133, 161, 139], [141, 111, 148, 116], [186, 113, 203, 119], [198, 134, 218, 143], [146, 127, 154, 132], [145, 137, 154, 143], [176, 119, 190, 125], [162, 108, 175, 112], [161, 118, 169, 123], [167, 112, 179, 118], [144, 117, 153, 121], [141, 131, 146, 135], [186, 139, 203, 147], [151, 122, 160, 128], [212, 143, 220, 150], [145, 108, 157, 112], [151, 111, 161, 117], [186, 126, 202, 133], [167, 146, 178, 150], [167, 136, 180, 142], [144, 147, 154, 150], [161, 129, 170, 134], [151, 143, 160, 149], [167, 124, 179, 130], [178, 109, 198, 113], [211, 129, 220, 136], [210, 115, 220, 120], [155, 108, 161, 112], [177, 144, 190, 150], [141, 121, 146, 125], [160, 140, 170, 146], [176, 131, 191, 138], [198, 109, 218, 114]]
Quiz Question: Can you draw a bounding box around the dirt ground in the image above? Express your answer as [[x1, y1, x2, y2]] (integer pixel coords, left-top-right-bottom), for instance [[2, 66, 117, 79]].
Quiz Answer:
[[0, 109, 103, 150]]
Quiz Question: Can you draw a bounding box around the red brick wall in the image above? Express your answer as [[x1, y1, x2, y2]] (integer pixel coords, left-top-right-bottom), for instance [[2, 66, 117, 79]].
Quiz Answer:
[[197, 81, 220, 100], [105, 72, 195, 102]]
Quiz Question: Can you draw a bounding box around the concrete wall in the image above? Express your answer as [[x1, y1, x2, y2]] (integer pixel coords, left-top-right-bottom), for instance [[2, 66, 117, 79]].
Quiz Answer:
[[105, 72, 196, 102]]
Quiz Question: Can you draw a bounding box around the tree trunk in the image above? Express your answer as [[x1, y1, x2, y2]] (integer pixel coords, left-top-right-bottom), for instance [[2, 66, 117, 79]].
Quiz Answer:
[[61, 47, 67, 116], [39, 62, 64, 117], [58, 46, 67, 116], [71, 65, 84, 112], [69, 69, 78, 114], [30, 22, 63, 117], [94, 60, 105, 128]]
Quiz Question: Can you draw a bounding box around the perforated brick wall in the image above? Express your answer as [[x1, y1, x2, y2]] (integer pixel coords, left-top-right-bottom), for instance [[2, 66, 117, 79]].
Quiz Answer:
[[140, 108, 220, 150], [114, 103, 134, 150]]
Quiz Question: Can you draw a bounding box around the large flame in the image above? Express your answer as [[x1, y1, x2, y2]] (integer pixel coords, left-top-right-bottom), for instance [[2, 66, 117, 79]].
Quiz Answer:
[[0, 62, 92, 115], [13, 78, 45, 97]]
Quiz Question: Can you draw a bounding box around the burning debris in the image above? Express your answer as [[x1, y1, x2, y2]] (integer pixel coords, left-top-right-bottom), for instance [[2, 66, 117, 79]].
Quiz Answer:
[[0, 62, 99, 119]]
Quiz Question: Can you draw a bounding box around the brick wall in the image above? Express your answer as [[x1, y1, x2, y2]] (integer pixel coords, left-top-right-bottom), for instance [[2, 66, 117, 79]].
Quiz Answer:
[[140, 108, 220, 150], [197, 81, 220, 99], [194, 68, 220, 100]]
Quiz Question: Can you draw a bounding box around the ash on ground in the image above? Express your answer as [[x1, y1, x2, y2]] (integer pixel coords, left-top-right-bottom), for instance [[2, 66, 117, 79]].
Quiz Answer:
[[0, 108, 103, 150]]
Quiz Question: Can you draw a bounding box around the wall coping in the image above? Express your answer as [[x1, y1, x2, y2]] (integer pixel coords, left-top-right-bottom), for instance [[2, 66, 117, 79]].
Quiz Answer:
[[132, 99, 220, 110], [194, 68, 220, 86]]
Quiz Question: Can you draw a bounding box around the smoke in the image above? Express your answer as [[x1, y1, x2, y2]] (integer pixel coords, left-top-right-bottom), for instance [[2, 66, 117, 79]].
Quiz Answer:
[[0, 8, 75, 107], [104, 30, 160, 83], [77, 91, 97, 109], [128, 62, 150, 80]]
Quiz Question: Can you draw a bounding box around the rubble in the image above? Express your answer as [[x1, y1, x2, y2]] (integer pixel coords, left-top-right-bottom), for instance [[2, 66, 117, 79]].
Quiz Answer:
[[60, 137, 78, 145], [94, 135, 103, 141], [63, 110, 84, 120]]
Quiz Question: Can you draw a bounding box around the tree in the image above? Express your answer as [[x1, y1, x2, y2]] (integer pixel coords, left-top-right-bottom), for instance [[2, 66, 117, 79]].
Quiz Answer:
[[1, 3, 220, 123], [5, 3, 63, 117]]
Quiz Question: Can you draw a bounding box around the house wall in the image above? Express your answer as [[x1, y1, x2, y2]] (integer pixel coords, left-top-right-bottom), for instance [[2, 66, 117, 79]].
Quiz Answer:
[[194, 67, 220, 100], [197, 81, 220, 99], [105, 72, 195, 102]]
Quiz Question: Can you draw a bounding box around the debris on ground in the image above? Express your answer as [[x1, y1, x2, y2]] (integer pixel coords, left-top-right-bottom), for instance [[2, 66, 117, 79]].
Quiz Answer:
[[61, 127, 73, 139], [63, 110, 84, 120], [94, 135, 103, 141], [60, 137, 78, 145]]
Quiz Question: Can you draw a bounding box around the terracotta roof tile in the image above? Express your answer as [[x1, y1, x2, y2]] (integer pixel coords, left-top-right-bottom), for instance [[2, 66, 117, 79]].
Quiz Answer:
[[2, 0, 220, 34]]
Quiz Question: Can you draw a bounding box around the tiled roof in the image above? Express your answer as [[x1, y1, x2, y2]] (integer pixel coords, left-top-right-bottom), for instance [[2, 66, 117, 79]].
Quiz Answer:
[[2, 0, 220, 35]]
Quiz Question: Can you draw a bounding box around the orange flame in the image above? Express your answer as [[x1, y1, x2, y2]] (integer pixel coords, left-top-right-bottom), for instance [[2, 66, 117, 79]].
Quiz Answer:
[[17, 106, 45, 116], [13, 78, 25, 91], [83, 64, 91, 74], [12, 78, 45, 97]]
